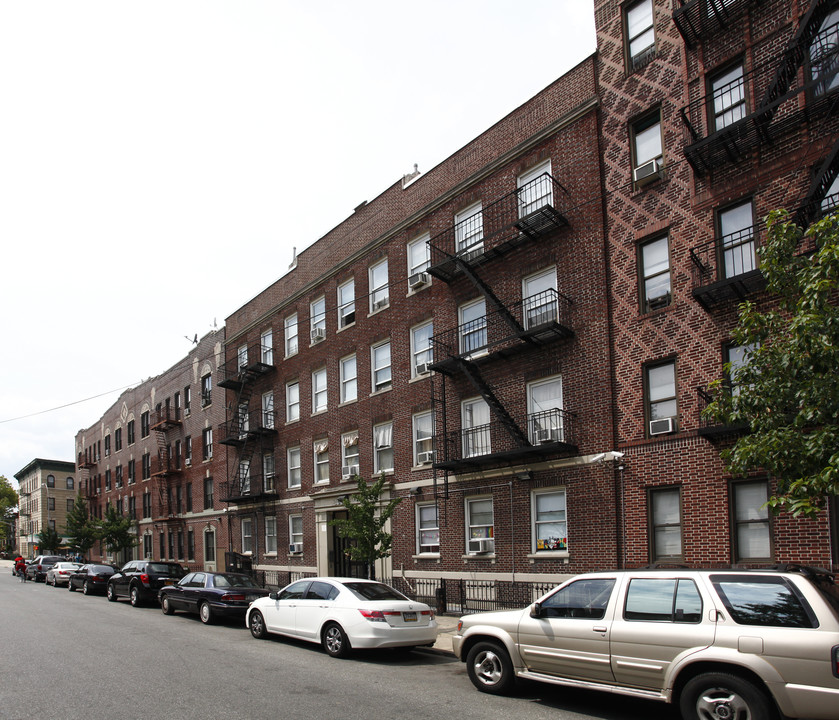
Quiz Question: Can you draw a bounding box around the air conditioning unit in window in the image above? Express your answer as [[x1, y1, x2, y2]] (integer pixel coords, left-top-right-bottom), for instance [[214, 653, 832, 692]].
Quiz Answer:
[[633, 158, 662, 187], [415, 363, 431, 376], [649, 417, 675, 436], [372, 299, 389, 311], [184, 458, 191, 467], [536, 428, 561, 444], [341, 465, 360, 480], [417, 451, 435, 465], [408, 271, 430, 290], [468, 538, 494, 554], [460, 247, 484, 263], [289, 542, 303, 554], [310, 327, 325, 343]]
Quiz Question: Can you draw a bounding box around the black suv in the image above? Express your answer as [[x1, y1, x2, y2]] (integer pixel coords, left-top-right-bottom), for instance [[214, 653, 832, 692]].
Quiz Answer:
[[107, 560, 186, 607], [26, 555, 63, 582]]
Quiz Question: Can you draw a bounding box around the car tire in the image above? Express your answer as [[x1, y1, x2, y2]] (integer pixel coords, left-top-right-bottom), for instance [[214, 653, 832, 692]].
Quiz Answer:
[[199, 602, 214, 625], [465, 641, 516, 695], [68, 580, 75, 592], [107, 583, 118, 602], [129, 585, 142, 607], [161, 596, 175, 615], [82, 581, 91, 596], [249, 610, 268, 639], [679, 672, 777, 720], [321, 622, 351, 658]]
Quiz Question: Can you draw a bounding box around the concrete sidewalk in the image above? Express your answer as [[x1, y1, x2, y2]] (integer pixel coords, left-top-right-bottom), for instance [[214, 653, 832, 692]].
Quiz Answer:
[[431, 613, 459, 656]]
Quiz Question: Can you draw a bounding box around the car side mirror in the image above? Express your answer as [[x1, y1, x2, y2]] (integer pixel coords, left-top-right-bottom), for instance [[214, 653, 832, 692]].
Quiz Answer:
[[269, 592, 279, 601], [530, 602, 543, 618]]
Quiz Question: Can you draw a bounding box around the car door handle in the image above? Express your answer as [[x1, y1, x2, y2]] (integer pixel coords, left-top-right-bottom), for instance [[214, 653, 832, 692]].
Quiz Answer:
[[593, 626, 607, 633]]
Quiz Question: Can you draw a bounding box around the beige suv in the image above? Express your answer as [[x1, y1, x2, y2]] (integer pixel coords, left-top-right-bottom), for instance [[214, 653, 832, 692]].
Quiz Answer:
[[452, 566, 839, 719]]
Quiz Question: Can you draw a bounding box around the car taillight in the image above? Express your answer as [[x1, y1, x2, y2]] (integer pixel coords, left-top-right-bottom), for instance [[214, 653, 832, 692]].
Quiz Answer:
[[833, 645, 839, 679], [359, 609, 388, 622], [220, 593, 246, 602], [421, 609, 435, 619], [140, 573, 150, 584], [37, 564, 43, 570]]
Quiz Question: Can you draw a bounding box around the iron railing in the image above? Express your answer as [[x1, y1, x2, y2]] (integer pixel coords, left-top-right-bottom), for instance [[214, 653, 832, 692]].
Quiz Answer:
[[672, 0, 757, 48]]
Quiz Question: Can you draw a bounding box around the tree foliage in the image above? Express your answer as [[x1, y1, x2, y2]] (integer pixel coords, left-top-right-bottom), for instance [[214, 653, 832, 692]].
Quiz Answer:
[[705, 209, 839, 516], [98, 505, 138, 554], [329, 474, 402, 579], [0, 476, 18, 548], [64, 497, 99, 558], [36, 525, 62, 554]]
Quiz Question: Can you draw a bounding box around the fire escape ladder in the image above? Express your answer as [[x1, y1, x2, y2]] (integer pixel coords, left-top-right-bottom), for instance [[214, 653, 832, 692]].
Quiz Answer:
[[454, 357, 529, 447], [154, 427, 172, 515], [232, 432, 258, 497], [458, 261, 525, 336], [799, 136, 839, 224]]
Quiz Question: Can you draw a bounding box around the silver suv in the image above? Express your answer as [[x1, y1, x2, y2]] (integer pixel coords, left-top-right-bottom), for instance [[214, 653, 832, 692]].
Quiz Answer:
[[452, 565, 839, 719]]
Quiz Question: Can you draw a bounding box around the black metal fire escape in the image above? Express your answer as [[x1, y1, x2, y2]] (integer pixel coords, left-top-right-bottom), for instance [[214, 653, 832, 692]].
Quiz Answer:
[[150, 404, 182, 520]]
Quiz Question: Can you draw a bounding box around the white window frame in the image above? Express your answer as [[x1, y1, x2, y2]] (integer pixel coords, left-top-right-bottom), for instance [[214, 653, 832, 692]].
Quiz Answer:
[[237, 344, 248, 370], [413, 411, 434, 466], [459, 298, 487, 357], [407, 232, 431, 279], [342, 431, 360, 476], [314, 440, 329, 484], [531, 488, 567, 553], [517, 160, 552, 217], [640, 235, 671, 313], [286, 381, 300, 423], [465, 496, 494, 553], [287, 446, 301, 488], [711, 63, 746, 131], [337, 279, 356, 329], [263, 452, 276, 492], [650, 486, 682, 561], [264, 516, 277, 555], [373, 422, 394, 473], [241, 518, 254, 555], [312, 367, 328, 414], [732, 480, 771, 561], [284, 313, 298, 357], [410, 320, 433, 377], [289, 514, 303, 551], [260, 329, 273, 365], [523, 267, 558, 329], [371, 339, 392, 392], [455, 201, 483, 255], [462, 397, 491, 457], [632, 111, 663, 174], [310, 296, 326, 340], [718, 200, 756, 278], [340, 354, 357, 404], [626, 0, 655, 69], [416, 502, 440, 555], [646, 360, 677, 432], [262, 391, 274, 429], [239, 458, 251, 494], [527, 375, 564, 444], [369, 258, 389, 311]]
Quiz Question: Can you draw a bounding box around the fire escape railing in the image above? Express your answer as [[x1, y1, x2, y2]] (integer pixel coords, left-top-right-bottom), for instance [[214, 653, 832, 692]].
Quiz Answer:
[[673, 0, 760, 49]]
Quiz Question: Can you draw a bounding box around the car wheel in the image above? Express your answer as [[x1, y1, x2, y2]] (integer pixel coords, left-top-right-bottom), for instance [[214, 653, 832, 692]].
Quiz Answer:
[[199, 602, 214, 625], [107, 583, 118, 602], [129, 585, 142, 607], [82, 581, 91, 595], [249, 610, 268, 639], [161, 596, 175, 615], [321, 622, 351, 658], [679, 672, 776, 720], [465, 641, 516, 695], [68, 580, 75, 592]]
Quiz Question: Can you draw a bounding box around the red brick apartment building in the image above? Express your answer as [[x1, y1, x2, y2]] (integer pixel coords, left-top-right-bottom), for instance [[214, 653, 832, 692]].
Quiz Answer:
[[75, 330, 230, 569]]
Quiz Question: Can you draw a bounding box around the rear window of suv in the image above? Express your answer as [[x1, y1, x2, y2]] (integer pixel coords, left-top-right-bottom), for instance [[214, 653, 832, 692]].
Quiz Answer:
[[711, 574, 818, 628], [147, 563, 184, 576]]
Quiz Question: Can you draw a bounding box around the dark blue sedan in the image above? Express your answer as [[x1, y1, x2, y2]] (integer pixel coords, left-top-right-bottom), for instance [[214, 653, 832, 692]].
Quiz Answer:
[[158, 571, 270, 624]]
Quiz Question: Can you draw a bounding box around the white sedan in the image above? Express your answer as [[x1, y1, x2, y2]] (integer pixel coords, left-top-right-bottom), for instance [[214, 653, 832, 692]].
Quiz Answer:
[[246, 577, 438, 657]]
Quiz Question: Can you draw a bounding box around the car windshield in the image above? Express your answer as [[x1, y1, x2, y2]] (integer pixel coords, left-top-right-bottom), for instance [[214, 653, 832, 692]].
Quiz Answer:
[[147, 563, 184, 576], [214, 574, 259, 588], [90, 565, 115, 573], [342, 582, 409, 602]]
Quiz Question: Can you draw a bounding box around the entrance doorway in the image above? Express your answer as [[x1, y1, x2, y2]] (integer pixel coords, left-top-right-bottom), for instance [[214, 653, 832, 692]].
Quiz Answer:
[[329, 511, 368, 579]]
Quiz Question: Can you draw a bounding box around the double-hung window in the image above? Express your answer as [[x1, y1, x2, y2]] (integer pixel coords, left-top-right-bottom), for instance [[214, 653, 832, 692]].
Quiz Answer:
[[314, 440, 329, 483], [732, 480, 771, 560], [237, 344, 248, 371], [417, 503, 439, 554], [342, 432, 359, 477], [466, 497, 494, 553], [141, 411, 150, 438], [717, 200, 755, 278], [413, 411, 434, 465], [340, 354, 357, 403], [725, 342, 756, 396], [517, 160, 552, 217], [312, 368, 327, 414], [241, 518, 253, 555], [411, 321, 433, 377], [369, 259, 389, 311], [371, 340, 392, 392], [310, 296, 326, 343], [625, 0, 655, 72], [200, 374, 212, 407], [260, 329, 273, 365], [459, 298, 487, 355], [533, 489, 567, 552], [286, 381, 300, 422], [202, 428, 213, 460], [631, 110, 663, 184], [811, 9, 839, 97], [289, 515, 303, 552], [262, 391, 274, 429], [337, 279, 355, 329], [407, 233, 431, 286], [287, 447, 301, 488], [650, 487, 682, 561], [523, 268, 558, 329], [265, 517, 277, 555], [710, 63, 746, 131], [373, 422, 394, 473], [285, 313, 298, 357], [527, 376, 564, 444], [455, 202, 483, 256], [639, 236, 671, 312], [462, 397, 491, 457], [263, 453, 276, 492], [645, 360, 677, 435]]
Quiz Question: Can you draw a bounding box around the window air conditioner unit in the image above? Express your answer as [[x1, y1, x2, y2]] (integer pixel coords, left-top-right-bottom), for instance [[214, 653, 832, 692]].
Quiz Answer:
[[468, 538, 494, 554], [633, 158, 662, 186], [289, 543, 303, 554], [536, 428, 560, 444], [341, 465, 359, 480], [408, 271, 430, 290], [460, 248, 483, 263], [415, 363, 430, 376], [649, 417, 675, 436], [417, 451, 435, 465], [372, 298, 388, 311], [184, 459, 191, 467], [310, 327, 325, 343]]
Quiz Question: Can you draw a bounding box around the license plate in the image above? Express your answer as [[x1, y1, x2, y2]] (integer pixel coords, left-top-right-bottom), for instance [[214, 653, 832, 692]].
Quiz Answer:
[[402, 612, 417, 622], [163, 580, 175, 586]]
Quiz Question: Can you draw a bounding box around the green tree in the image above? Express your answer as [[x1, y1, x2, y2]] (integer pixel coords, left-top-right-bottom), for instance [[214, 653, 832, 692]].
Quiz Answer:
[[36, 525, 62, 554], [329, 474, 402, 579], [705, 209, 839, 517], [64, 497, 99, 559], [98, 505, 138, 555], [0, 476, 18, 551]]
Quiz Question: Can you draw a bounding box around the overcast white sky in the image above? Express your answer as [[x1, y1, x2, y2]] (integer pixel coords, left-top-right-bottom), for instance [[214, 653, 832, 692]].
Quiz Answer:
[[0, 1, 596, 488]]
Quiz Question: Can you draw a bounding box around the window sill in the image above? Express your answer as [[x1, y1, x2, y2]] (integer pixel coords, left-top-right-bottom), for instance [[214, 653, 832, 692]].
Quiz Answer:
[[462, 554, 496, 562], [370, 386, 392, 397], [374, 469, 395, 476], [408, 372, 430, 384], [527, 551, 569, 560], [264, 552, 277, 558], [287, 552, 303, 558], [337, 321, 356, 334], [311, 409, 328, 417], [338, 398, 358, 408], [412, 553, 440, 562], [368, 303, 390, 318], [406, 282, 431, 298]]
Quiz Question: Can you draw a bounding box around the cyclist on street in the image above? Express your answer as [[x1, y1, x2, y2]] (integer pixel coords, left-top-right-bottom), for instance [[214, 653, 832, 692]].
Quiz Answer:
[[14, 555, 27, 581]]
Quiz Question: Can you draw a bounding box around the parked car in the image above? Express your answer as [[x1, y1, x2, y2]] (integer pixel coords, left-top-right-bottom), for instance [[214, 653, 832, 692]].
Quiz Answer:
[[246, 577, 438, 658], [45, 562, 82, 587], [68, 563, 119, 595], [159, 571, 271, 624], [452, 565, 839, 720], [25, 555, 64, 582], [107, 560, 187, 606]]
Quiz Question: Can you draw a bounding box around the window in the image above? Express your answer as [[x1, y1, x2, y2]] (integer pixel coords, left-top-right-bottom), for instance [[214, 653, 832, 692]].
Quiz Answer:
[[413, 411, 434, 465], [127, 419, 135, 445], [204, 477, 214, 509], [466, 497, 494, 553], [407, 233, 431, 280], [286, 381, 300, 422], [712, 575, 812, 627], [183, 386, 191, 416], [732, 480, 771, 560], [725, 342, 756, 395], [417, 504, 439, 554], [261, 329, 273, 365], [533, 489, 567, 552], [411, 321, 433, 377], [312, 368, 328, 414], [462, 397, 491, 457], [128, 496, 136, 520], [625, 0, 655, 72], [517, 160, 552, 217], [67, 498, 74, 512], [262, 391, 274, 429], [143, 491, 151, 519], [459, 298, 487, 355], [141, 411, 150, 438], [241, 518, 254, 555], [237, 344, 248, 370], [65, 476, 74, 490], [114, 428, 122, 452], [187, 529, 195, 560], [631, 110, 663, 183], [48, 497, 55, 512], [184, 437, 192, 466], [204, 529, 216, 563], [373, 422, 394, 473], [338, 279, 355, 328], [650, 487, 682, 561], [143, 533, 153, 559], [541, 577, 616, 619], [263, 453, 276, 492], [287, 446, 301, 488], [710, 63, 746, 131], [645, 360, 677, 435], [174, 440, 182, 469], [239, 459, 251, 495], [104, 434, 111, 457], [284, 313, 298, 357], [310, 296, 326, 342], [342, 432, 360, 476], [523, 268, 558, 329], [314, 440, 329, 483], [202, 428, 213, 460], [625, 578, 702, 622], [369, 258, 389, 311], [142, 453, 151, 480], [289, 515, 303, 551], [128, 459, 136, 485], [811, 9, 839, 96], [201, 374, 212, 407], [340, 354, 357, 403], [371, 340, 392, 392], [717, 200, 755, 278], [455, 201, 483, 255], [639, 236, 671, 312], [186, 483, 192, 513], [115, 465, 123, 488], [527, 376, 564, 444], [265, 517, 277, 554]]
